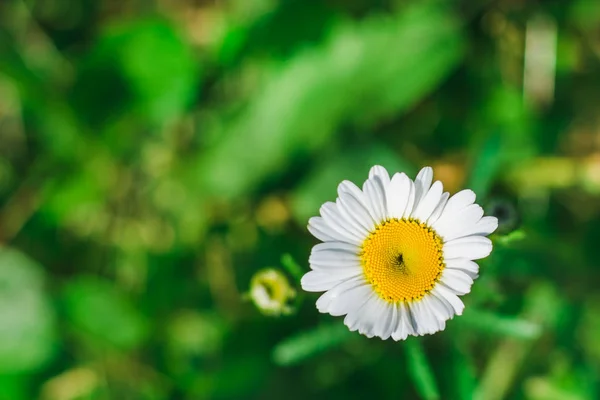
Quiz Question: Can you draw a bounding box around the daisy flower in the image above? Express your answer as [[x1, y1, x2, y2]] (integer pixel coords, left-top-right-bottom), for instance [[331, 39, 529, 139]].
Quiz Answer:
[[301, 165, 498, 340]]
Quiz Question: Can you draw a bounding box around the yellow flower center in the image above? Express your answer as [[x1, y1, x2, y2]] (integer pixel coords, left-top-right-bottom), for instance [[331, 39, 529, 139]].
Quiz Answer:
[[360, 219, 445, 303]]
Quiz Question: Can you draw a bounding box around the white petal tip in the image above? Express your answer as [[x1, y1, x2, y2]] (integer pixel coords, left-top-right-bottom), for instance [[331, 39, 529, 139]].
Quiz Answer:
[[369, 165, 389, 179], [417, 166, 433, 177]]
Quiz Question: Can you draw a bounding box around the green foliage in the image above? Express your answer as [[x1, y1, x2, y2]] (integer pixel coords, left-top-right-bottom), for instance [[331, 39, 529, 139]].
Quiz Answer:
[[280, 253, 305, 283], [451, 347, 477, 400], [196, 3, 462, 200], [272, 323, 353, 366], [60, 276, 148, 350], [458, 308, 542, 340], [73, 18, 199, 126], [0, 248, 56, 374], [405, 340, 440, 400], [0, 0, 599, 398]]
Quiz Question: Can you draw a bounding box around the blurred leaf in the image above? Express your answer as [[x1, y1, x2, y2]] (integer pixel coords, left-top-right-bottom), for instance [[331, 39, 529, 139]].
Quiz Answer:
[[469, 87, 536, 197], [404, 339, 440, 400], [244, 0, 337, 59], [495, 229, 527, 245], [569, 0, 600, 30], [0, 374, 28, 400], [72, 18, 199, 126], [0, 248, 56, 373], [352, 5, 464, 127], [60, 276, 148, 350], [458, 308, 542, 340], [27, 103, 84, 160], [165, 311, 227, 377], [39, 366, 100, 400], [280, 253, 305, 282], [291, 143, 414, 222], [167, 311, 226, 358], [43, 168, 106, 224], [0, 30, 44, 99], [524, 357, 598, 400], [475, 284, 562, 400], [272, 322, 353, 366], [217, 0, 337, 66], [0, 30, 83, 160], [468, 130, 502, 198], [197, 3, 463, 199], [191, 354, 268, 399], [452, 347, 477, 400], [578, 296, 600, 366]]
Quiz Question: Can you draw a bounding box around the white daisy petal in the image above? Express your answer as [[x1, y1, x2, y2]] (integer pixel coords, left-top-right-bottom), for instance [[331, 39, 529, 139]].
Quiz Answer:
[[343, 307, 364, 332], [309, 265, 361, 278], [311, 242, 360, 254], [424, 295, 448, 330], [334, 198, 371, 239], [412, 181, 444, 222], [427, 192, 449, 225], [379, 303, 397, 340], [327, 284, 373, 317], [426, 292, 453, 321], [470, 216, 499, 236], [307, 217, 338, 243], [388, 305, 405, 341], [309, 243, 362, 271], [373, 300, 395, 339], [363, 179, 386, 223], [343, 292, 377, 331], [315, 276, 368, 313], [368, 167, 391, 218], [392, 302, 414, 341], [308, 259, 359, 271], [373, 302, 396, 340], [441, 268, 474, 295], [301, 270, 362, 292], [405, 302, 420, 335], [386, 173, 411, 219], [445, 258, 480, 279], [358, 295, 387, 338], [368, 165, 391, 184], [304, 165, 495, 341], [409, 301, 429, 335], [430, 287, 459, 318], [402, 178, 416, 218], [443, 236, 493, 260], [413, 166, 434, 206], [354, 295, 389, 338], [414, 299, 444, 335], [439, 189, 476, 218], [309, 248, 360, 263], [320, 202, 364, 244], [338, 181, 376, 232], [434, 204, 485, 241], [432, 285, 465, 315]]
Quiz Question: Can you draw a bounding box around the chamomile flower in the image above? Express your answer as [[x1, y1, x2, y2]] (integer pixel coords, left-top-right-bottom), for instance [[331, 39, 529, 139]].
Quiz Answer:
[[249, 269, 296, 316], [301, 166, 497, 340]]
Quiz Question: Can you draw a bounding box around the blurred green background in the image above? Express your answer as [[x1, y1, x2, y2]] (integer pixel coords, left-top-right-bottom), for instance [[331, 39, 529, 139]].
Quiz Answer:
[[1, 0, 600, 399]]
